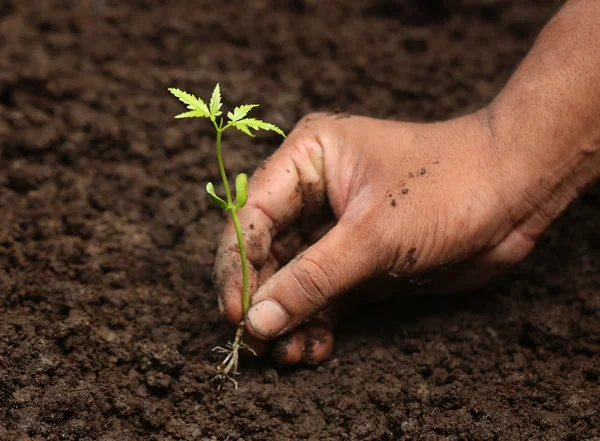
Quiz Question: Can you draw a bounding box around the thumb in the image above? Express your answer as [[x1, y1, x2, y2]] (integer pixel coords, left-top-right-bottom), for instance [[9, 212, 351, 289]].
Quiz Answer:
[[245, 221, 376, 340]]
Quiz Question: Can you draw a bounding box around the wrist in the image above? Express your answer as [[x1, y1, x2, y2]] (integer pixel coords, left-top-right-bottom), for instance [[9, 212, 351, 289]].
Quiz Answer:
[[481, 91, 600, 239], [484, 0, 600, 217], [492, 78, 600, 185]]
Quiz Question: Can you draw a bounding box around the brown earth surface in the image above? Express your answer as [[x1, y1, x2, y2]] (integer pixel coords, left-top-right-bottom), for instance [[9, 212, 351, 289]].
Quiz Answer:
[[1, 0, 599, 440]]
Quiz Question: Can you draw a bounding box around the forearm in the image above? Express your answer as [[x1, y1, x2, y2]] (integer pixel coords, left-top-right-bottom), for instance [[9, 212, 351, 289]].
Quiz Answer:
[[487, 0, 600, 230]]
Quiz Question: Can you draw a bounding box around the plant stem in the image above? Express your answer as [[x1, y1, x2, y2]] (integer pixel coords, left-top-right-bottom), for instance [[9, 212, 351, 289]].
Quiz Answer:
[[215, 126, 250, 316], [215, 128, 233, 206], [230, 208, 250, 314]]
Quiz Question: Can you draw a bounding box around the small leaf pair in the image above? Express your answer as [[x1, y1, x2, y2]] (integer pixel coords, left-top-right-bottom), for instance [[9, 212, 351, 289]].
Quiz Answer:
[[206, 173, 248, 210]]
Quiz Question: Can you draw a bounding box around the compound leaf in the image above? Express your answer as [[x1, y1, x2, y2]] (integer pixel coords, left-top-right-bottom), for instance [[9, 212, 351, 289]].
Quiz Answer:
[[168, 88, 210, 118]]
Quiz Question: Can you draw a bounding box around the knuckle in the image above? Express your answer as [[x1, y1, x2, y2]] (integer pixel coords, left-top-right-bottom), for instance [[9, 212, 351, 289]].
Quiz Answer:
[[289, 256, 333, 310], [290, 138, 326, 182], [293, 115, 333, 150], [296, 112, 328, 128], [290, 137, 323, 163]]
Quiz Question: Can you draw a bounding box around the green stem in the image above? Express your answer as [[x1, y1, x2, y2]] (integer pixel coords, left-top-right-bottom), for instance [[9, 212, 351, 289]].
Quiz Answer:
[[215, 125, 250, 317], [215, 128, 233, 206], [230, 208, 250, 315]]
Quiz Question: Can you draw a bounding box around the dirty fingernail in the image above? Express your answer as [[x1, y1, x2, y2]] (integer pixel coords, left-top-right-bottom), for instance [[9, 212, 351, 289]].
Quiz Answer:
[[247, 299, 288, 338]]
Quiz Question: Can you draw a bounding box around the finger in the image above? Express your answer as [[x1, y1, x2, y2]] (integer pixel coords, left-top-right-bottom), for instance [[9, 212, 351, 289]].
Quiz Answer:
[[270, 306, 336, 365], [214, 208, 270, 324], [304, 324, 334, 365], [271, 330, 305, 365], [215, 118, 335, 321], [302, 308, 336, 364], [246, 221, 376, 340], [247, 112, 332, 233]]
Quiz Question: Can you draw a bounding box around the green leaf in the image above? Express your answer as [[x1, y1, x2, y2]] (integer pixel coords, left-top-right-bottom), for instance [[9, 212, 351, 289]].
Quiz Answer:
[[206, 182, 228, 210], [235, 173, 248, 209], [209, 84, 223, 119], [233, 122, 255, 137], [168, 87, 210, 118], [227, 104, 259, 122], [174, 110, 210, 119], [232, 118, 286, 138]]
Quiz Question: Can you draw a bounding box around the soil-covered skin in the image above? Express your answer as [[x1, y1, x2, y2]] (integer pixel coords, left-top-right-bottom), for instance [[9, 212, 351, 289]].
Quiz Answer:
[[1, 0, 599, 440]]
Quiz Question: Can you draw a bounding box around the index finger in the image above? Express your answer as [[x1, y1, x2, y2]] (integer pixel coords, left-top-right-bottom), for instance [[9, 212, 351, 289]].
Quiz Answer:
[[213, 114, 331, 325]]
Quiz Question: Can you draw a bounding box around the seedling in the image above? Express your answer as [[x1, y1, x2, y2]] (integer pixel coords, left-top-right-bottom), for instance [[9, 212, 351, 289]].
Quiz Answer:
[[168, 84, 285, 388]]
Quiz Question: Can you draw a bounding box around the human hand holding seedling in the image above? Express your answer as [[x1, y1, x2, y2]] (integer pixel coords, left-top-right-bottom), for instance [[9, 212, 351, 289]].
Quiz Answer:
[[214, 0, 600, 365], [164, 0, 600, 370], [215, 109, 599, 365], [215, 111, 537, 364], [169, 84, 284, 386]]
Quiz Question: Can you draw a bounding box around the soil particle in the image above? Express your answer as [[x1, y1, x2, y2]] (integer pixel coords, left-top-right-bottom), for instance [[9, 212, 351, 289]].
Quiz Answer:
[[391, 199, 397, 207], [402, 188, 409, 194]]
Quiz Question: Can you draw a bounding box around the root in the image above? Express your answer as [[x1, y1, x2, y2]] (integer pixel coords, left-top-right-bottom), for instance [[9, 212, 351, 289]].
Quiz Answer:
[[211, 321, 256, 389]]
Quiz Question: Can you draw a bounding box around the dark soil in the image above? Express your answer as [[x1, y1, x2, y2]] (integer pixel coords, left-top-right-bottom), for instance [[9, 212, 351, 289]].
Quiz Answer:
[[1, 1, 599, 440]]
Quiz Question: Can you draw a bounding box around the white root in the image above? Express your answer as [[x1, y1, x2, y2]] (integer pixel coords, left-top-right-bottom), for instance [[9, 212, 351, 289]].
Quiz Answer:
[[212, 321, 256, 389]]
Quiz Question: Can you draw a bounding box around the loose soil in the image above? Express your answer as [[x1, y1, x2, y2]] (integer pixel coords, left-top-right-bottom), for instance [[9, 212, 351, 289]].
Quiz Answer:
[[1, 1, 599, 440]]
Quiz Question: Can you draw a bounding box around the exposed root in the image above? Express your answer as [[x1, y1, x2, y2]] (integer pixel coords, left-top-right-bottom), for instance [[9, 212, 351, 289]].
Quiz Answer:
[[212, 321, 256, 389]]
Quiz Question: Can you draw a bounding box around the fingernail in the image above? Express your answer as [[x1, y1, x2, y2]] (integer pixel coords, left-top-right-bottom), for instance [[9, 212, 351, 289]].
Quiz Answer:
[[247, 300, 288, 338]]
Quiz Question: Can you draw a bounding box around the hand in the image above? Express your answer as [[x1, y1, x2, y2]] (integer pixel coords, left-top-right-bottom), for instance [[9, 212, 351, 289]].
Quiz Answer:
[[213, 0, 600, 365], [213, 108, 558, 364]]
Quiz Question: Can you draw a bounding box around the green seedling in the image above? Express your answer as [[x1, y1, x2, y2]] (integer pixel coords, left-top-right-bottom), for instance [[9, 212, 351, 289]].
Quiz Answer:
[[168, 84, 285, 388]]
